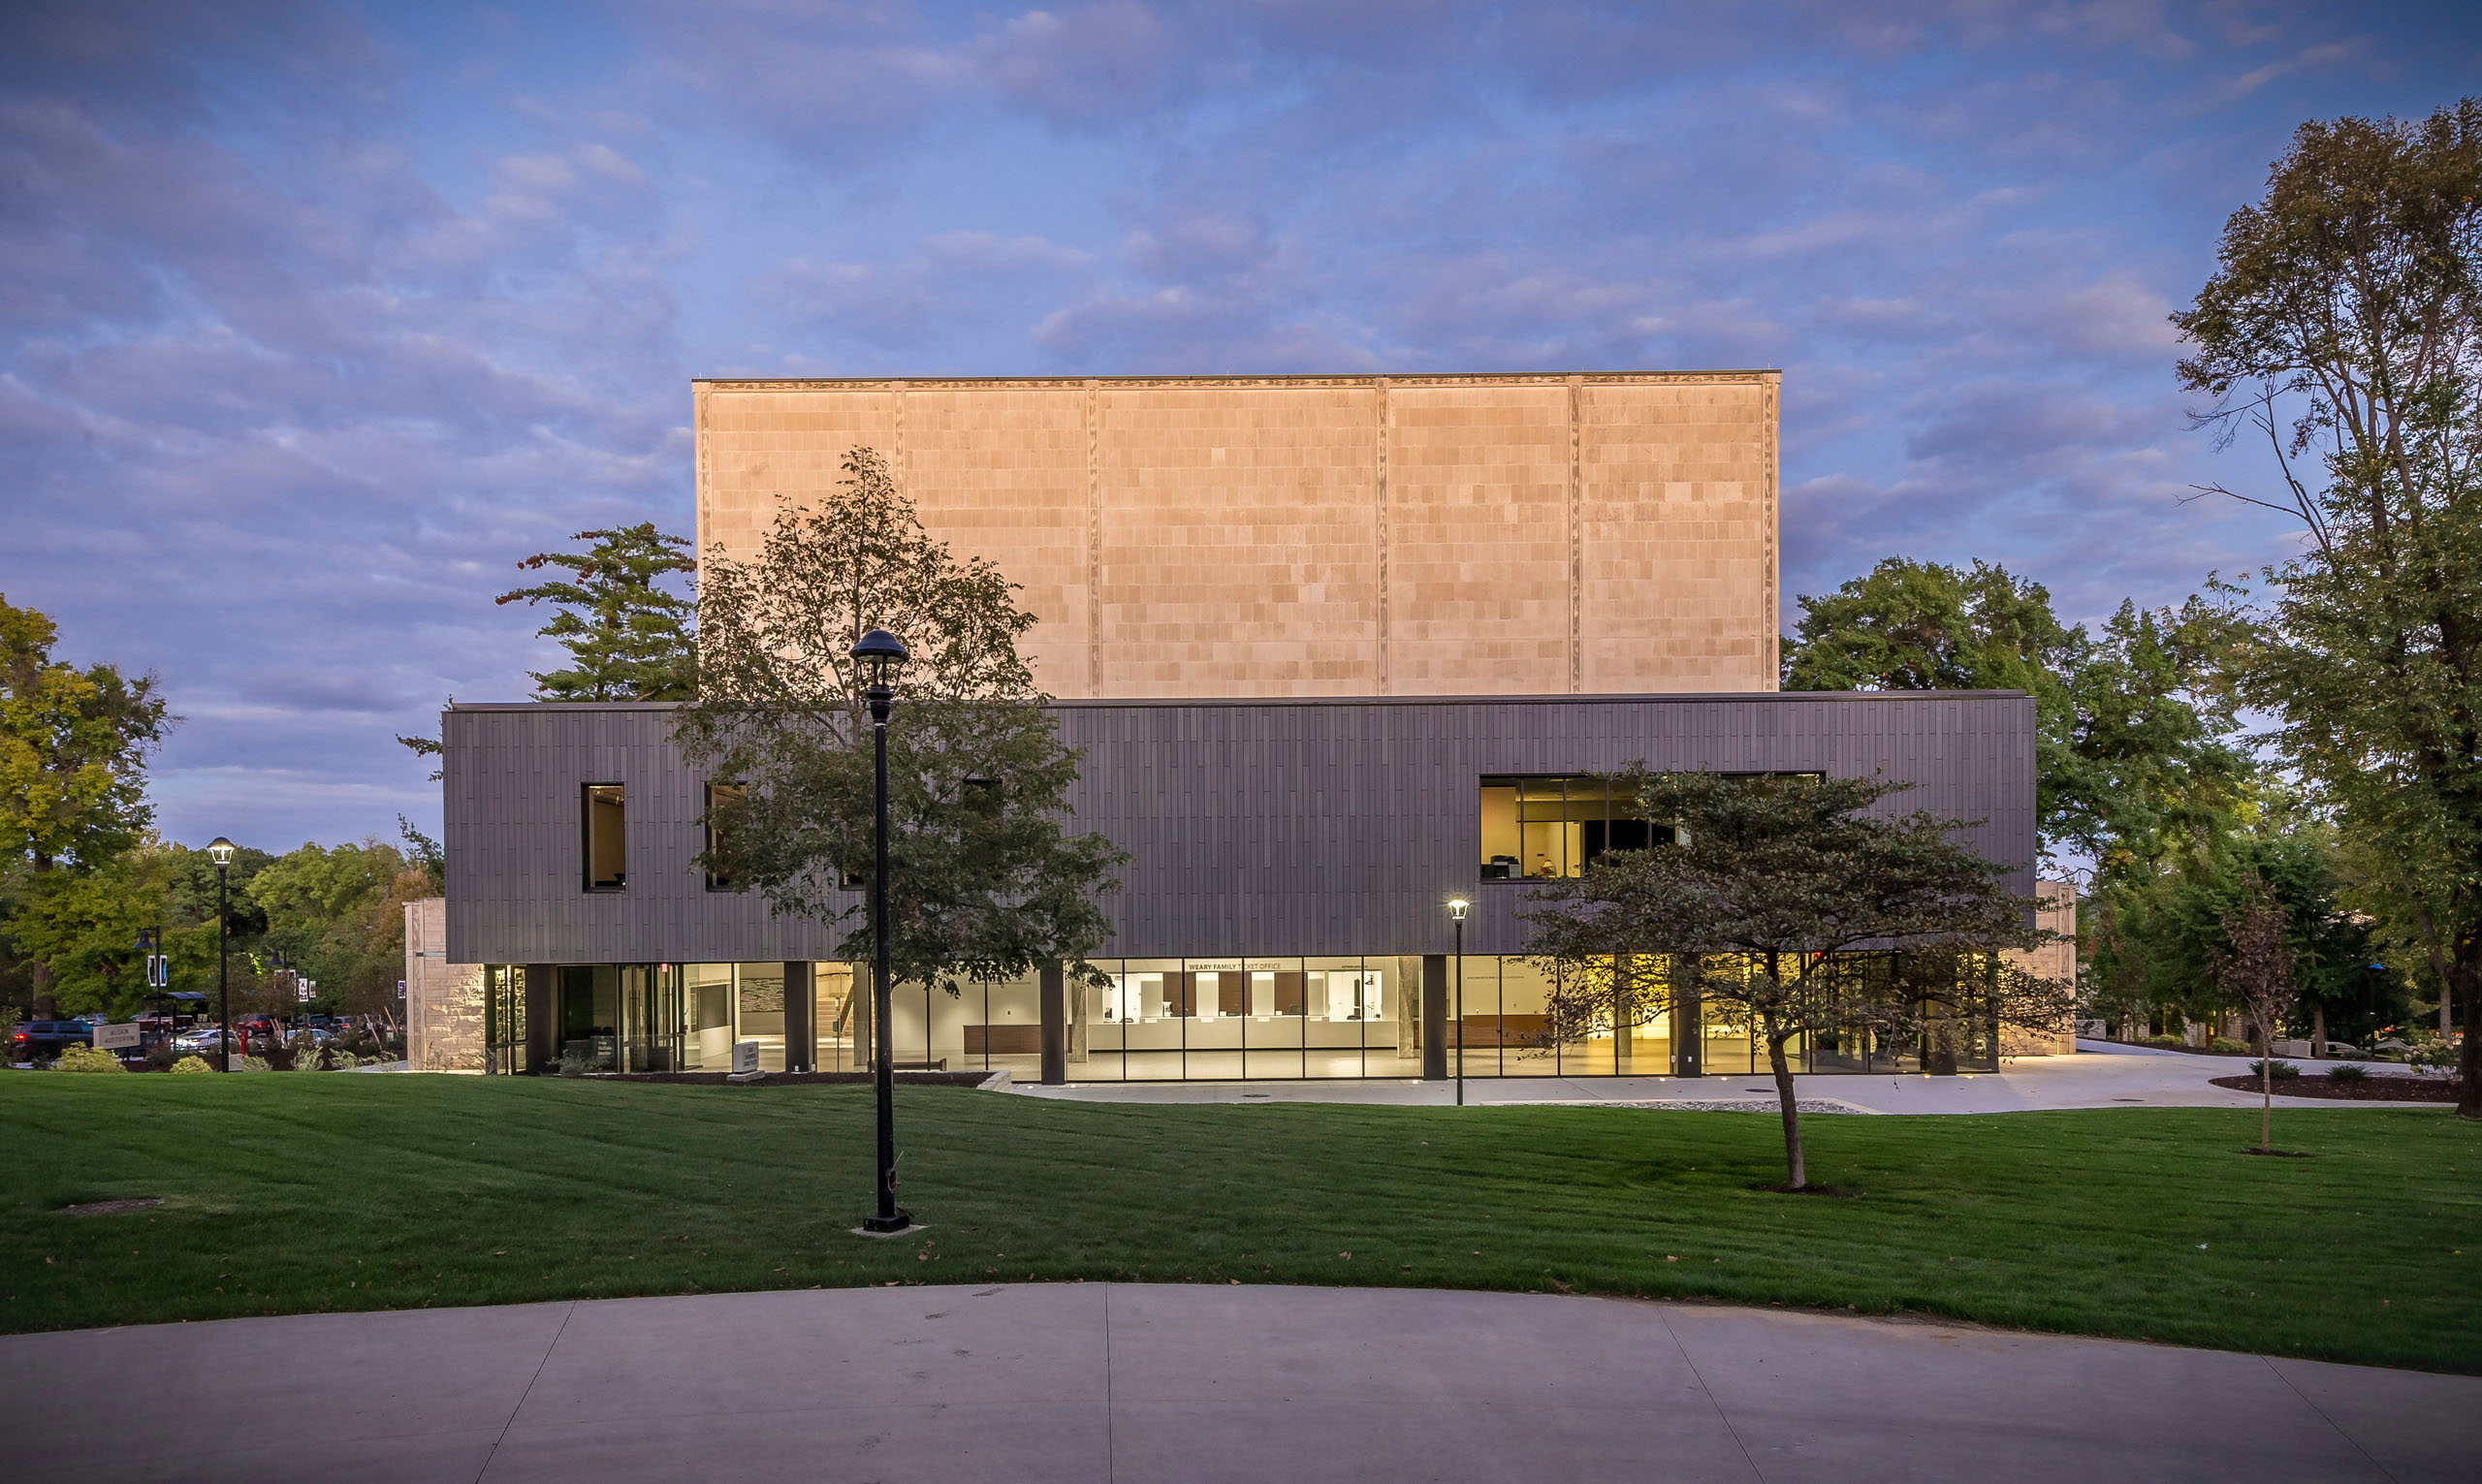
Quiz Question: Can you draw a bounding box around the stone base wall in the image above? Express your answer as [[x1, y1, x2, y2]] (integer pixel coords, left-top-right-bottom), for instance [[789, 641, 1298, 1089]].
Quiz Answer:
[[404, 899, 486, 1072], [2002, 879, 2080, 1058]]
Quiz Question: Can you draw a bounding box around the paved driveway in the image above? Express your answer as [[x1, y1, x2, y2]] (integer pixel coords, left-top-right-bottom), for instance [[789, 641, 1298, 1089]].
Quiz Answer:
[[8, 1284, 2470, 1482]]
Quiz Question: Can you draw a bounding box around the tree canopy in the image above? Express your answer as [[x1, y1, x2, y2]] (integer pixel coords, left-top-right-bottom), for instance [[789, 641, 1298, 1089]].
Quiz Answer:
[[2174, 98, 2482, 1114], [675, 448, 1125, 997], [1, 594, 171, 874], [1781, 559, 2244, 874], [495, 522, 698, 703]]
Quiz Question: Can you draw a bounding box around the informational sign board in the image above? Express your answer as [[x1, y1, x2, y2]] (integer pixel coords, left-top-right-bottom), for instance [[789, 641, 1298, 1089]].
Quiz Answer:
[[93, 1023, 143, 1051], [732, 1040, 760, 1075]]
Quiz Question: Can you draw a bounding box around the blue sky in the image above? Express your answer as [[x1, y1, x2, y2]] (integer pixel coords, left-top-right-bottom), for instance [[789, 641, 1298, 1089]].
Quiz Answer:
[[4, 0, 2477, 852]]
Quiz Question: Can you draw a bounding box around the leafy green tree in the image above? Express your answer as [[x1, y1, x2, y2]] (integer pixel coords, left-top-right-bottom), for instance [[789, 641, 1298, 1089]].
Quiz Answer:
[[1, 595, 172, 872], [1781, 560, 2244, 871], [9, 846, 174, 1019], [2, 596, 174, 1015], [497, 522, 697, 702], [2087, 793, 2401, 1049], [676, 447, 1125, 1001], [1523, 770, 2072, 1189], [2173, 99, 2482, 1115], [248, 839, 430, 1016], [2064, 599, 2251, 875]]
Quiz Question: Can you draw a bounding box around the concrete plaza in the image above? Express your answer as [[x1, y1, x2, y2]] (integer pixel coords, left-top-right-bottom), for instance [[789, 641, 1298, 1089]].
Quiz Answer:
[[9, 1282, 2471, 1482], [1008, 1038, 2459, 1115]]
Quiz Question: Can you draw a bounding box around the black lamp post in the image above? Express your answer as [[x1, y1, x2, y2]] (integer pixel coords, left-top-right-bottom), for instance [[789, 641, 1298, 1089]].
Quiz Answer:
[[1448, 898, 1469, 1107], [207, 837, 236, 1070], [851, 627, 912, 1234]]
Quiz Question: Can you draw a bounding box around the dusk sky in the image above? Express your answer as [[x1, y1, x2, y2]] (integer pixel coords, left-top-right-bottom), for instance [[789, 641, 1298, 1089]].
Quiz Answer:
[[4, 1, 2477, 853]]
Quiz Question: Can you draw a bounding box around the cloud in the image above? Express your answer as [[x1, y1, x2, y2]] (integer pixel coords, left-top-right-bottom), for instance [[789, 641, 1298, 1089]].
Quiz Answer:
[[7, 0, 2466, 847]]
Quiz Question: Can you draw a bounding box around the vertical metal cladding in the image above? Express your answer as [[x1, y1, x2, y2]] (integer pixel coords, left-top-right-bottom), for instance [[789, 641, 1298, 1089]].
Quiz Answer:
[[442, 693, 2036, 965]]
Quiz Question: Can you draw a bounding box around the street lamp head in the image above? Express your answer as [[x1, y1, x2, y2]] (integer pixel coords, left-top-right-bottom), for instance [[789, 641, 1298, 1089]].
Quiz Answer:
[[849, 628, 908, 681], [850, 628, 908, 724], [1448, 898, 1470, 922], [207, 837, 237, 868]]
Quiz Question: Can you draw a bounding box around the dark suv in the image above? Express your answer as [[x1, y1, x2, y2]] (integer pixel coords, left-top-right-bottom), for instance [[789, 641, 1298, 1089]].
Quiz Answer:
[[9, 1021, 96, 1061]]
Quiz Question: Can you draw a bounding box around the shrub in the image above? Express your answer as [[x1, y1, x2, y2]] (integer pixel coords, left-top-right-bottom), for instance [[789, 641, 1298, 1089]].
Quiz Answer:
[[2406, 1036, 2458, 1075], [2141, 1033, 2187, 1049], [237, 1055, 271, 1073], [2326, 1062, 2370, 1082], [53, 1044, 129, 1074], [2210, 1037, 2247, 1054], [289, 1043, 327, 1071], [2246, 1058, 2300, 1080], [170, 1056, 215, 1074]]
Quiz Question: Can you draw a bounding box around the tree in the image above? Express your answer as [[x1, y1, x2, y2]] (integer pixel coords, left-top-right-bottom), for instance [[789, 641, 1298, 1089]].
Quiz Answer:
[[1523, 769, 2073, 1189], [1, 595, 172, 873], [248, 839, 428, 1016], [2084, 791, 2391, 1049], [2063, 599, 2252, 876], [496, 523, 698, 702], [2211, 874, 2301, 1153], [398, 522, 697, 771], [2173, 99, 2482, 1117], [1781, 560, 2244, 872], [9, 846, 173, 1020], [674, 447, 1126, 1000]]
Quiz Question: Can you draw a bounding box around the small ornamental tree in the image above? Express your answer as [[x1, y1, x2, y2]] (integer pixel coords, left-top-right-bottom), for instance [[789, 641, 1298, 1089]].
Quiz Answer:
[[674, 448, 1125, 1003], [2211, 873, 2302, 1153], [1524, 769, 2073, 1190]]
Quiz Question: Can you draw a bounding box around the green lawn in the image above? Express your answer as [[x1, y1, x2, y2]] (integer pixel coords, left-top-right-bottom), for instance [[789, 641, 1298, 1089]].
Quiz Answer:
[[2, 1074, 2477, 1373]]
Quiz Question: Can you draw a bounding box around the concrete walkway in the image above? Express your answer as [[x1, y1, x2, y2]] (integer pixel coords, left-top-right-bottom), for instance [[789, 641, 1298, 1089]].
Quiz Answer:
[[8, 1284, 2471, 1482], [1007, 1039, 2461, 1115]]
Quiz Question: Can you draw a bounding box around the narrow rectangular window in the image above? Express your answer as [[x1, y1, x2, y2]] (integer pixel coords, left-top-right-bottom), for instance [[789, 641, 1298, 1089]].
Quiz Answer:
[[705, 782, 745, 892], [583, 783, 626, 891]]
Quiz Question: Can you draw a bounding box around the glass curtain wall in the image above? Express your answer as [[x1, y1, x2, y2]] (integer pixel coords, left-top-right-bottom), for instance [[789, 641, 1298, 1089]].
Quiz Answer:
[[1066, 956, 1416, 1082], [490, 951, 2000, 1082]]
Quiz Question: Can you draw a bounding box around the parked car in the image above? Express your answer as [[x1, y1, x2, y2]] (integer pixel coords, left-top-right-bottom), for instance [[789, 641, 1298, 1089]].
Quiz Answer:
[[10, 1021, 97, 1061], [172, 1026, 231, 1055]]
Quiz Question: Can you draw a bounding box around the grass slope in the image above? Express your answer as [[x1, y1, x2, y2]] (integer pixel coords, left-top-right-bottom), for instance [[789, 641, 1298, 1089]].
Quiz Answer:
[[2, 1075, 2476, 1373]]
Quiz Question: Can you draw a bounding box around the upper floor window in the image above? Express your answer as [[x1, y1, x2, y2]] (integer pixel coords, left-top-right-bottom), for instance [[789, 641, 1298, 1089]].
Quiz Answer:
[[1479, 775, 1671, 880], [704, 782, 746, 892], [583, 783, 626, 891]]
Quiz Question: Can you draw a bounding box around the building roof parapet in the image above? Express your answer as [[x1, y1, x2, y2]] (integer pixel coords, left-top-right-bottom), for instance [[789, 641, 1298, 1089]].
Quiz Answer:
[[445, 688, 2026, 714], [690, 369, 1782, 390]]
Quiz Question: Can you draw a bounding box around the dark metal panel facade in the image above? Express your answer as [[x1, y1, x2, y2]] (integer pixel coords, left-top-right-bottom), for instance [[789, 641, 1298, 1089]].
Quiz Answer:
[[444, 693, 2035, 965]]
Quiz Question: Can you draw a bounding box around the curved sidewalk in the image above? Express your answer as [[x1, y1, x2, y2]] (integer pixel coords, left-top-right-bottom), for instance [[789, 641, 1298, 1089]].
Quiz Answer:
[[8, 1283, 2471, 1482]]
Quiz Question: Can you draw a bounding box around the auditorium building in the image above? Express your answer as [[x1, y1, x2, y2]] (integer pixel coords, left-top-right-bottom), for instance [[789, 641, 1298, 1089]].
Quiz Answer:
[[407, 371, 2062, 1082]]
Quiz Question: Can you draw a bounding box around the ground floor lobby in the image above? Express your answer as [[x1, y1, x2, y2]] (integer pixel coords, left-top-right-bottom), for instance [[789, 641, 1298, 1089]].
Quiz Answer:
[[470, 954, 2015, 1083]]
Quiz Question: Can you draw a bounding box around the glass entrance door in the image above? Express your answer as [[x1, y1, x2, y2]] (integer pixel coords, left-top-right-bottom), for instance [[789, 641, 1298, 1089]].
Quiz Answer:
[[621, 964, 684, 1072]]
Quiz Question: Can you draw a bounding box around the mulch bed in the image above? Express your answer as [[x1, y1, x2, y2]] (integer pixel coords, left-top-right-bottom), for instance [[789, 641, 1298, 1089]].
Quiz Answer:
[[589, 1069, 995, 1088], [2208, 1074, 2461, 1104]]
